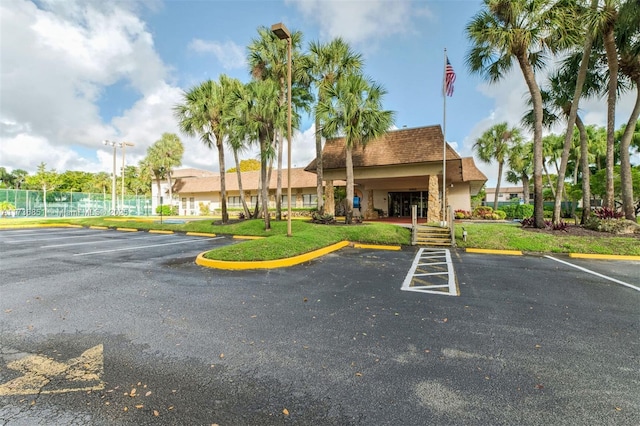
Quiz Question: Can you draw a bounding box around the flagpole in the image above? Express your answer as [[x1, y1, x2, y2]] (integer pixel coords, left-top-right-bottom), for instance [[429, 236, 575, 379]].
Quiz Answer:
[[442, 48, 447, 227]]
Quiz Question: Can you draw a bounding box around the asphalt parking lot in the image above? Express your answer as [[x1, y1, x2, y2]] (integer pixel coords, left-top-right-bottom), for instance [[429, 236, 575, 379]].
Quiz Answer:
[[0, 227, 638, 425]]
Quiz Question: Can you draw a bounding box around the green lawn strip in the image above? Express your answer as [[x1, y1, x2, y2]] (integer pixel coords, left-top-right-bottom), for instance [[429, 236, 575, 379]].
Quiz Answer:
[[203, 220, 411, 261], [455, 222, 640, 255]]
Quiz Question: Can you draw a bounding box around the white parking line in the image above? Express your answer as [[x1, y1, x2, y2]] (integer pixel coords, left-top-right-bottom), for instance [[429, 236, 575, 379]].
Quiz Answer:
[[73, 237, 224, 256], [545, 255, 640, 292], [5, 233, 104, 243], [41, 234, 170, 248], [402, 248, 458, 296]]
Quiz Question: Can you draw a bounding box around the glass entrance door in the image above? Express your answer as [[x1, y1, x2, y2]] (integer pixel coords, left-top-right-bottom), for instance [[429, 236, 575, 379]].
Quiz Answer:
[[388, 191, 427, 218]]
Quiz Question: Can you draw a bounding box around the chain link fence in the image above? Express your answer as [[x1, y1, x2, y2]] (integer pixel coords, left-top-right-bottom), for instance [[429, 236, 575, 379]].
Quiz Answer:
[[0, 189, 153, 218]]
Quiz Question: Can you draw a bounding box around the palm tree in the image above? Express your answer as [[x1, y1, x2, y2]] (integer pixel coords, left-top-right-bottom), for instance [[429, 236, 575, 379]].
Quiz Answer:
[[303, 38, 363, 214], [174, 75, 236, 223], [615, 0, 640, 219], [474, 123, 521, 211], [229, 79, 281, 230], [146, 133, 184, 208], [506, 139, 533, 205], [317, 73, 394, 224], [466, 0, 578, 228], [247, 26, 308, 220]]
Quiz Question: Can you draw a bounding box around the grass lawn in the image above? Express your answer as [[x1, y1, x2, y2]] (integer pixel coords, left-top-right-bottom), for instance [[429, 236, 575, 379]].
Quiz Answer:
[[0, 216, 638, 259], [455, 222, 640, 256]]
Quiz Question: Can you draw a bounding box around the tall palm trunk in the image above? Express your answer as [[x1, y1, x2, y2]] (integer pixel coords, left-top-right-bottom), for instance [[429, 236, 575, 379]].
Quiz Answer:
[[217, 140, 228, 223], [577, 115, 591, 224], [517, 54, 545, 228], [232, 149, 251, 219], [260, 135, 271, 231], [345, 146, 354, 225], [493, 160, 504, 211], [553, 1, 597, 223], [603, 25, 618, 209], [167, 172, 173, 209], [521, 174, 530, 205], [315, 112, 324, 215], [619, 81, 640, 220]]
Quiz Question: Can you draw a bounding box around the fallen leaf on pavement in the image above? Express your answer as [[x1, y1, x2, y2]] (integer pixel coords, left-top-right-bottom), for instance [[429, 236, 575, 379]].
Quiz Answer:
[[282, 408, 289, 416], [153, 410, 159, 417]]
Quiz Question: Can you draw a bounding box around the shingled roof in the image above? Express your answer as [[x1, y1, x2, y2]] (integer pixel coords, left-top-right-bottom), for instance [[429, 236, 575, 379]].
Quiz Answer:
[[171, 168, 322, 194], [305, 125, 461, 171]]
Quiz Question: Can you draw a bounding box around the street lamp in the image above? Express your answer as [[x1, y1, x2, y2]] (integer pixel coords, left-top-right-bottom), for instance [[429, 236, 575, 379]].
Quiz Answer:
[[103, 140, 117, 212], [271, 22, 292, 237], [120, 142, 134, 211]]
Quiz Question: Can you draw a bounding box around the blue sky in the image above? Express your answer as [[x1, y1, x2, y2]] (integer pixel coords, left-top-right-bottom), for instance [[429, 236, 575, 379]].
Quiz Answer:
[[0, 0, 635, 187]]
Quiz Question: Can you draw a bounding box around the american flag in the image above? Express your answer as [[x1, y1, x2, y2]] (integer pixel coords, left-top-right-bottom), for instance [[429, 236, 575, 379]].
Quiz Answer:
[[444, 56, 456, 97]]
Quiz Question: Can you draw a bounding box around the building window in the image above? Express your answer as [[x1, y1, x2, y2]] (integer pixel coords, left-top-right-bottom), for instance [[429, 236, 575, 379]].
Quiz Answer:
[[250, 195, 258, 207], [498, 193, 504, 198], [509, 194, 519, 200], [181, 198, 186, 209], [302, 194, 317, 207], [228, 196, 241, 207], [281, 195, 297, 207]]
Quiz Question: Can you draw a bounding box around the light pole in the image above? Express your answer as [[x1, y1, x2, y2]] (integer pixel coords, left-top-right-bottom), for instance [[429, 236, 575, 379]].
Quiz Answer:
[[120, 142, 134, 211], [103, 140, 117, 212], [271, 22, 292, 237]]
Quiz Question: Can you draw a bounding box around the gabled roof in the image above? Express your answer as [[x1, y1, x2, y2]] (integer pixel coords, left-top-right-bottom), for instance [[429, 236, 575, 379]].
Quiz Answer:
[[171, 168, 323, 194], [305, 125, 460, 171], [171, 168, 217, 178]]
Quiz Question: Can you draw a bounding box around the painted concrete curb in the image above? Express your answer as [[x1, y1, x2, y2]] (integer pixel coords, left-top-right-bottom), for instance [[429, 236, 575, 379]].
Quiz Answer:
[[186, 232, 217, 237], [149, 229, 174, 234], [465, 248, 523, 256], [569, 253, 640, 261], [353, 243, 401, 251], [196, 240, 351, 270]]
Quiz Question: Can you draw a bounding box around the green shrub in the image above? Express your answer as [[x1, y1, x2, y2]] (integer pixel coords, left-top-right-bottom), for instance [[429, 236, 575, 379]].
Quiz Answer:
[[493, 210, 507, 220], [156, 205, 175, 215], [198, 202, 210, 216], [501, 203, 534, 219], [455, 209, 471, 219], [472, 206, 493, 219]]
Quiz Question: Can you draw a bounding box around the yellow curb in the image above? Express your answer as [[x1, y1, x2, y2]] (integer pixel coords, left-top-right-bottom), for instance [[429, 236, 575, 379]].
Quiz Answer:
[[149, 229, 174, 234], [116, 227, 138, 232], [466, 248, 522, 256], [569, 253, 640, 261], [186, 232, 217, 237], [196, 240, 350, 270], [353, 243, 401, 251], [233, 235, 266, 240], [89, 226, 108, 230]]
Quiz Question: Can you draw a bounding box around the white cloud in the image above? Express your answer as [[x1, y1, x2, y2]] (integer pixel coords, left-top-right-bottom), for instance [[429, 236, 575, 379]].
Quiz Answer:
[[286, 0, 431, 46], [188, 39, 247, 70], [0, 0, 174, 174]]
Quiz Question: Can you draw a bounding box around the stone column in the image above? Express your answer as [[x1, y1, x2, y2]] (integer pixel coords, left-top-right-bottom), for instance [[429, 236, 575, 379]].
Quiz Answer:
[[427, 175, 441, 223], [324, 180, 335, 215]]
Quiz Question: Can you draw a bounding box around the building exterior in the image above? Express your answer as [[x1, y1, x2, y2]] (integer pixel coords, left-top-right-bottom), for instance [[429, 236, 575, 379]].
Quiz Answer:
[[152, 167, 328, 216], [305, 125, 487, 221], [153, 125, 487, 220], [484, 186, 529, 205]]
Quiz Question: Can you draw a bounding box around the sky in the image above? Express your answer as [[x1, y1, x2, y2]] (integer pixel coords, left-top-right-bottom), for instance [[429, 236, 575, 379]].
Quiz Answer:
[[0, 0, 637, 188]]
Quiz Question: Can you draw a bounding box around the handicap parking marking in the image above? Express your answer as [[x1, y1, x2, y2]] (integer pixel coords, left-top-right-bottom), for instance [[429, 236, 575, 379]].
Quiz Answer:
[[73, 236, 225, 256], [544, 255, 640, 292], [0, 344, 104, 396], [402, 248, 458, 296]]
